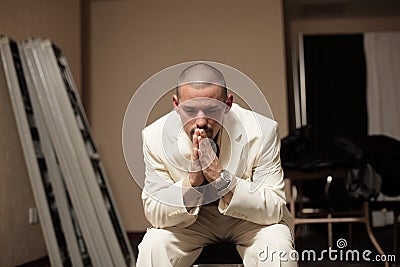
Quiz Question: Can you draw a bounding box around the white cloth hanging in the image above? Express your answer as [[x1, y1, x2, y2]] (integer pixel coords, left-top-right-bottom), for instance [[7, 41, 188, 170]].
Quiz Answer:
[[364, 32, 400, 141]]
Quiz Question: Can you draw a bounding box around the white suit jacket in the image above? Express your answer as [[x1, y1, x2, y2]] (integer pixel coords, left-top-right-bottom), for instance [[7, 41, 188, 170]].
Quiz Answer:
[[141, 103, 292, 230]]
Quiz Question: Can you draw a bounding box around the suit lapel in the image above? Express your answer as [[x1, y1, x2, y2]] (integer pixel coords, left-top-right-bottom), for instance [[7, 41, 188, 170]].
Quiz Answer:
[[220, 106, 246, 176], [164, 111, 192, 172]]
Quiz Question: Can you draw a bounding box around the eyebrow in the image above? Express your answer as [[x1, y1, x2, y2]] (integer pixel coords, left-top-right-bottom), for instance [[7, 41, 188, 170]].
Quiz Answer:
[[181, 103, 222, 109]]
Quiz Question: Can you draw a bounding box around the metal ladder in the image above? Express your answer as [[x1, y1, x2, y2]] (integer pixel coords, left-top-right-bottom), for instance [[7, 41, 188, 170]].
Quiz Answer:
[[0, 36, 135, 267]]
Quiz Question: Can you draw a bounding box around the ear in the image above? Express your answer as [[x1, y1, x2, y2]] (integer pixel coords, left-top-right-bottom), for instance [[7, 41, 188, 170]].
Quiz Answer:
[[224, 94, 233, 113], [172, 94, 179, 112]]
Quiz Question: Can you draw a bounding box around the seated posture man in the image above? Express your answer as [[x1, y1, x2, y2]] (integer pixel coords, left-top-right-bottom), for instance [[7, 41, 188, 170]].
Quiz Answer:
[[137, 63, 297, 267]]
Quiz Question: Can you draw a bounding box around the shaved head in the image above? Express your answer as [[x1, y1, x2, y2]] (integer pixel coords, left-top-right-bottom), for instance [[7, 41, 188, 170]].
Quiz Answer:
[[172, 63, 234, 140], [178, 63, 226, 87], [176, 63, 227, 99]]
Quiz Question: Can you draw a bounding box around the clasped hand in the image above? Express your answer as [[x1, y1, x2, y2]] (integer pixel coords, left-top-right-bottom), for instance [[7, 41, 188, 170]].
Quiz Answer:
[[189, 129, 222, 187]]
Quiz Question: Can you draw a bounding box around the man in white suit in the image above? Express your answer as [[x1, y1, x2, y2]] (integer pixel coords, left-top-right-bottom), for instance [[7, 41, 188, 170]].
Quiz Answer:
[[136, 63, 297, 266]]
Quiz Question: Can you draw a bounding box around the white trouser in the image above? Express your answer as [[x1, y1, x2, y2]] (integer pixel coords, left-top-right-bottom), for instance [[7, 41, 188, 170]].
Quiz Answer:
[[136, 205, 297, 267]]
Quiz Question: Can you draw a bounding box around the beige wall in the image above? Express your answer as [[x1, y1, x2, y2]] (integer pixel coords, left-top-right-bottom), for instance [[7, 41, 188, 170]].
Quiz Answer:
[[0, 0, 82, 94], [87, 0, 288, 231], [0, 0, 81, 265]]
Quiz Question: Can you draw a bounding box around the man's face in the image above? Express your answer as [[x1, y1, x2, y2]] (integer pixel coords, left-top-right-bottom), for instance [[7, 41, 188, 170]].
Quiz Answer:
[[173, 84, 232, 141]]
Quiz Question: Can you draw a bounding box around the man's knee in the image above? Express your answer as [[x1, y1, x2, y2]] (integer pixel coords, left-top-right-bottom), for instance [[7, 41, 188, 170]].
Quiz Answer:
[[258, 224, 295, 256], [137, 229, 177, 267], [241, 224, 297, 267], [138, 228, 173, 253], [137, 228, 203, 267]]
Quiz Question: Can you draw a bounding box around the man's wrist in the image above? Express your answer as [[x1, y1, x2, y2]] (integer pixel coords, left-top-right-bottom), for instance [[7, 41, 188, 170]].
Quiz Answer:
[[182, 178, 204, 208], [212, 169, 232, 194], [192, 180, 207, 193]]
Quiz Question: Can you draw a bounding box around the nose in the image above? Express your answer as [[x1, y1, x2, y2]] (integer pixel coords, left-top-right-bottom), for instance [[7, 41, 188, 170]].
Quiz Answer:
[[195, 111, 207, 128]]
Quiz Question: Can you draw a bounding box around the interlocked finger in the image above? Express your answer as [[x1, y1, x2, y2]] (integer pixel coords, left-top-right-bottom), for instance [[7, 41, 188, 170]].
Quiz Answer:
[[199, 138, 217, 169]]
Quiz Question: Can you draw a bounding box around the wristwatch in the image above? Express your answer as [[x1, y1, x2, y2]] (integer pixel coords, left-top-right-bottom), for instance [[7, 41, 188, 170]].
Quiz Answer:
[[213, 169, 232, 193]]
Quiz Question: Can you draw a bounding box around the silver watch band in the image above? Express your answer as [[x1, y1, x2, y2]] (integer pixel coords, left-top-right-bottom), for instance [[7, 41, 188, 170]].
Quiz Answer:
[[213, 169, 232, 192]]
